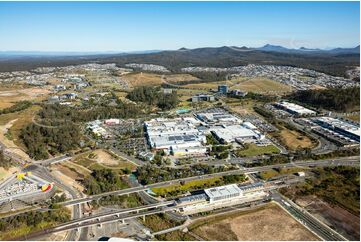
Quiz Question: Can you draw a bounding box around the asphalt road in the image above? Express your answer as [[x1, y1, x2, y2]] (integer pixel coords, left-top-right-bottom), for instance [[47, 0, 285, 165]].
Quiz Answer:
[[59, 156, 360, 206], [271, 191, 347, 241], [28, 164, 83, 241]]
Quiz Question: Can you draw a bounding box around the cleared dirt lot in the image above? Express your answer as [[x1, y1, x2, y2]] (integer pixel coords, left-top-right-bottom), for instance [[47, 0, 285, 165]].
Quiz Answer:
[[0, 105, 41, 159], [92, 149, 120, 166], [191, 203, 319, 241], [296, 196, 360, 241], [0, 87, 51, 109], [0, 166, 19, 182], [278, 128, 314, 150], [72, 149, 137, 173]]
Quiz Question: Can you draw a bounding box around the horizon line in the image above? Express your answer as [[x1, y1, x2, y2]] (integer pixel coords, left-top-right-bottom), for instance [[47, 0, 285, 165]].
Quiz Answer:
[[0, 44, 359, 54]]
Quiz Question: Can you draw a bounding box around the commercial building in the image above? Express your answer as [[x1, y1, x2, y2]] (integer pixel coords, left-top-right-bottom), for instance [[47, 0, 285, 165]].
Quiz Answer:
[[87, 120, 111, 139], [205, 184, 242, 203], [196, 109, 240, 124], [144, 108, 274, 156], [274, 101, 316, 116], [313, 117, 360, 142], [210, 124, 264, 144], [104, 119, 121, 125], [63, 93, 77, 100], [191, 94, 215, 102], [230, 89, 248, 97], [144, 117, 207, 156], [218, 85, 228, 94], [54, 84, 66, 91], [177, 183, 268, 215]]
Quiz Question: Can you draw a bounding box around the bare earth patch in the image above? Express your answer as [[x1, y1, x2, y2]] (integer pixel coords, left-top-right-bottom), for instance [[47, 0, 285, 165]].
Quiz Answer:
[[0, 119, 31, 161], [0, 166, 20, 182], [92, 149, 120, 166], [193, 203, 319, 241], [51, 166, 85, 193], [297, 196, 360, 241], [279, 128, 314, 150], [0, 87, 50, 109]]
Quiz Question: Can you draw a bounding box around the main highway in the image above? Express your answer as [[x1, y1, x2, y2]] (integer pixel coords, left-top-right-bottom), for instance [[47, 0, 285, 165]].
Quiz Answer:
[[59, 156, 359, 207], [10, 179, 344, 241], [271, 191, 348, 241]]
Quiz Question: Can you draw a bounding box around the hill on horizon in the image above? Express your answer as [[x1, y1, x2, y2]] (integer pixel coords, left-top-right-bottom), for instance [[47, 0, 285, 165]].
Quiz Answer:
[[0, 45, 359, 77]]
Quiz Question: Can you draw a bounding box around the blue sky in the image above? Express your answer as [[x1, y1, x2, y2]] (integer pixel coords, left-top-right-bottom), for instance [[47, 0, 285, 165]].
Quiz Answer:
[[0, 1, 359, 51]]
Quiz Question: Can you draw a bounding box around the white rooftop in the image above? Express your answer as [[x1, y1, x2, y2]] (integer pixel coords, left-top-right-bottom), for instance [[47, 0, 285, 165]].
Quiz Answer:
[[316, 117, 360, 137], [204, 184, 242, 199], [278, 101, 316, 115], [210, 124, 259, 143]]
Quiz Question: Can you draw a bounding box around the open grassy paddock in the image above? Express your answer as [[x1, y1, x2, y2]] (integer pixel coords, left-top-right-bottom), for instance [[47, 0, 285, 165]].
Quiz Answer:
[[235, 144, 280, 157], [122, 73, 199, 88], [260, 167, 306, 180], [151, 176, 223, 197], [0, 87, 51, 109], [230, 77, 293, 94], [274, 127, 315, 150], [182, 76, 293, 94], [72, 149, 137, 174], [347, 114, 360, 123]]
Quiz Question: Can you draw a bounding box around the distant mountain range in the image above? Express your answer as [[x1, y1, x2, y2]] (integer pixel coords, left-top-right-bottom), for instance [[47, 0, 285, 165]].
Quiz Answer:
[[0, 44, 359, 77], [0, 49, 162, 57], [255, 44, 360, 54], [0, 44, 358, 57]]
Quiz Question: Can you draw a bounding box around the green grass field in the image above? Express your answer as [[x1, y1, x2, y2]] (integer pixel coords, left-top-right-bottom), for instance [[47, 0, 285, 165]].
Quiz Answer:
[[260, 167, 305, 180], [231, 77, 293, 94], [72, 150, 136, 174], [182, 77, 292, 94], [235, 144, 280, 157], [347, 114, 360, 123], [152, 177, 222, 197]]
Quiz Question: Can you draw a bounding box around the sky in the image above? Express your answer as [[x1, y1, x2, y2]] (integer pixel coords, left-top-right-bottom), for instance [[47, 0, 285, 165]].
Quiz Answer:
[[0, 1, 359, 52]]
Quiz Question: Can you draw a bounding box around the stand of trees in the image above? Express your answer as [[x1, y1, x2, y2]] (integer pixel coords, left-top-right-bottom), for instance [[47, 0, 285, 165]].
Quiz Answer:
[[289, 87, 360, 112], [0, 150, 12, 169], [282, 166, 360, 216], [20, 122, 81, 160], [0, 101, 31, 115], [83, 169, 129, 195], [96, 194, 142, 208], [0, 208, 70, 240], [20, 99, 143, 160], [242, 92, 277, 102], [135, 164, 237, 185], [38, 101, 142, 123], [127, 86, 178, 110]]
